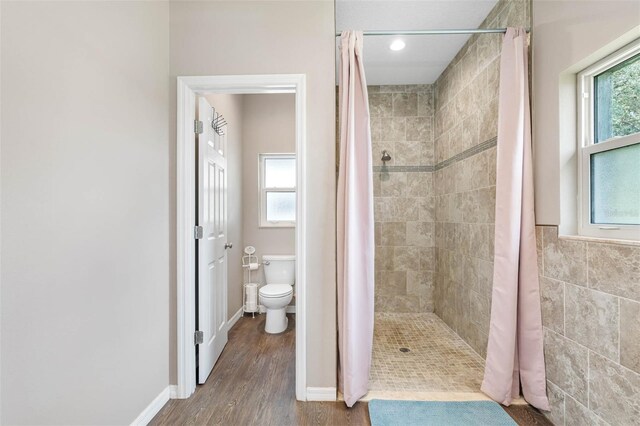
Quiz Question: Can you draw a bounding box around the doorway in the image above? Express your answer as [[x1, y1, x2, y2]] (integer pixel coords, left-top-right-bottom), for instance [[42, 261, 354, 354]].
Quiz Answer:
[[175, 75, 308, 400]]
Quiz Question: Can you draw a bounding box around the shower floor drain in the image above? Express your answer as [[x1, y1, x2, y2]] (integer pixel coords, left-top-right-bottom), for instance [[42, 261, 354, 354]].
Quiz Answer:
[[399, 347, 410, 353]]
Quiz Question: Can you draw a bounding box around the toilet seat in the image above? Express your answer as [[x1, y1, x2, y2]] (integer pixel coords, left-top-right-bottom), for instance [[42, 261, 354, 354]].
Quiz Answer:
[[259, 284, 293, 298]]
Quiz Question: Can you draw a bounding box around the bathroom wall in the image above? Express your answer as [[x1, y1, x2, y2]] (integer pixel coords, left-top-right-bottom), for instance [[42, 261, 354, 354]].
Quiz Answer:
[[204, 93, 245, 318], [1, 2, 171, 423], [370, 85, 435, 313], [532, 1, 640, 424], [241, 94, 296, 286], [169, 0, 337, 389], [537, 227, 640, 425], [432, 0, 529, 357], [532, 0, 640, 227]]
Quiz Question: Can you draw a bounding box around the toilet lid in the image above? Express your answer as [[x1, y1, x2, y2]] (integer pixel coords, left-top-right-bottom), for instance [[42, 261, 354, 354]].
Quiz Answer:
[[259, 284, 293, 298]]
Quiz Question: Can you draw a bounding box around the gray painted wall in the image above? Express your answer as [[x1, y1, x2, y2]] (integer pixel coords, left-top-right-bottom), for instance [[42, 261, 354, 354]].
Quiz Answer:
[[1, 2, 170, 424], [1, 0, 336, 423], [241, 94, 296, 287], [532, 0, 640, 228], [168, 1, 337, 388]]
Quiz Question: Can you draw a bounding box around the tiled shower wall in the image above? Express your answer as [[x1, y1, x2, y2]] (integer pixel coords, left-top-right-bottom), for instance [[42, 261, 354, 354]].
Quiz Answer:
[[538, 228, 640, 425], [370, 85, 435, 313], [427, 0, 640, 424], [432, 0, 529, 357]]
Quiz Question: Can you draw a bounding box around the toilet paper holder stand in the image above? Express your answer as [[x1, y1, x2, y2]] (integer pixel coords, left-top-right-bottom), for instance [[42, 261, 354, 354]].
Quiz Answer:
[[242, 253, 260, 317]]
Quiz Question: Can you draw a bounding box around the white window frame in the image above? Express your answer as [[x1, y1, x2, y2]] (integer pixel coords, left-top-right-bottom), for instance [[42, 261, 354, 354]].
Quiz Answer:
[[577, 38, 640, 241], [259, 153, 296, 228]]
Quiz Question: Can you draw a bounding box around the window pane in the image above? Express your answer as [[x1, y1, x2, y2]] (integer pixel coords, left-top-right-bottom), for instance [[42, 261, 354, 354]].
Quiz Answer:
[[266, 192, 296, 222], [594, 53, 640, 143], [591, 143, 640, 225], [265, 157, 295, 188]]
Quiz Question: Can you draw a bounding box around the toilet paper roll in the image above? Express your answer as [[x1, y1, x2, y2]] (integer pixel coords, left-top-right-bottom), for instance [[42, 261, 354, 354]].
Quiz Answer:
[[248, 262, 259, 271], [245, 283, 258, 311]]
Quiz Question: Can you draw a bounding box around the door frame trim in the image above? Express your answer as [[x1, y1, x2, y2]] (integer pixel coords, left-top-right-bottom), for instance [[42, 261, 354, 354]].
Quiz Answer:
[[176, 74, 307, 401]]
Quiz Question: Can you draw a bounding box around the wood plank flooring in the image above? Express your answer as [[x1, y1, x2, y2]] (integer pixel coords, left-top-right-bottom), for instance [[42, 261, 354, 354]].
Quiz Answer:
[[150, 314, 552, 426]]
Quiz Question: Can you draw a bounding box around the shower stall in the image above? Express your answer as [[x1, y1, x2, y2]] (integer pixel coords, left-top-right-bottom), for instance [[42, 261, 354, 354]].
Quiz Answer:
[[338, 0, 532, 400]]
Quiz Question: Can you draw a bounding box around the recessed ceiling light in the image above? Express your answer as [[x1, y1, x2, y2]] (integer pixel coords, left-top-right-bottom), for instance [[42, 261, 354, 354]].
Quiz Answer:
[[389, 39, 406, 51]]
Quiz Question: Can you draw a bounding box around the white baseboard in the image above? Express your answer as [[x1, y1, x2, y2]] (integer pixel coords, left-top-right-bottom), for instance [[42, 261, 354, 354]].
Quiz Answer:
[[306, 387, 337, 401], [169, 385, 178, 399], [226, 307, 243, 332], [131, 386, 171, 426]]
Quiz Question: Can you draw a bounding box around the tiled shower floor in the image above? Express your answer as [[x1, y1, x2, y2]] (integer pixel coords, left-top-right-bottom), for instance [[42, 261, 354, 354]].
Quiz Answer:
[[368, 312, 485, 395]]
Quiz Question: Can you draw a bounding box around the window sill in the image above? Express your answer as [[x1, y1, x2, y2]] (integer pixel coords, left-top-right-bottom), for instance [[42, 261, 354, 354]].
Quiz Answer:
[[259, 224, 296, 229], [559, 233, 640, 247]]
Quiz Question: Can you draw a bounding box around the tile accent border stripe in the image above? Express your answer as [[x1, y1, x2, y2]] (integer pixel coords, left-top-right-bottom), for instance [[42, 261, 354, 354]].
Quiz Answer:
[[369, 136, 497, 173], [372, 165, 434, 173], [434, 137, 497, 171]]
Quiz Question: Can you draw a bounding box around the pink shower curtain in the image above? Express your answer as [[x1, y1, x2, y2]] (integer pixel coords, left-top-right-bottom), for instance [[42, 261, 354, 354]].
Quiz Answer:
[[481, 28, 549, 411], [337, 30, 375, 408]]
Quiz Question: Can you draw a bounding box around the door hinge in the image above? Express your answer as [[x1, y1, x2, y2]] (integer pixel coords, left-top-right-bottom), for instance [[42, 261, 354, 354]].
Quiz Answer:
[[194, 225, 204, 240], [194, 330, 204, 345], [194, 120, 203, 134]]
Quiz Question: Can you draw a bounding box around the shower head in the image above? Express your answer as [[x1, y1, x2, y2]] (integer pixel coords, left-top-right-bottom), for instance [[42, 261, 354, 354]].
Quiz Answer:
[[381, 150, 392, 163]]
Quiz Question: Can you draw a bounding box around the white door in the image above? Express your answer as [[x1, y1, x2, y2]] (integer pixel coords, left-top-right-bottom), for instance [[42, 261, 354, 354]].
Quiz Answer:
[[197, 96, 229, 384]]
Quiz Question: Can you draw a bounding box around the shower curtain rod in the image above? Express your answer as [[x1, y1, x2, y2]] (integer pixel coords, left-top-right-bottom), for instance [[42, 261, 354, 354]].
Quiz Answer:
[[334, 28, 529, 36]]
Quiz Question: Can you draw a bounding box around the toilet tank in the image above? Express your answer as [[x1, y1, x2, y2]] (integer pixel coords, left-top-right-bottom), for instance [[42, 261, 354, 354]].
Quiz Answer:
[[263, 255, 295, 285]]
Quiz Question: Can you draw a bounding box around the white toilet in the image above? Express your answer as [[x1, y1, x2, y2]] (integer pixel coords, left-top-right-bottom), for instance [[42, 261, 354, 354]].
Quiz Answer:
[[259, 255, 295, 334]]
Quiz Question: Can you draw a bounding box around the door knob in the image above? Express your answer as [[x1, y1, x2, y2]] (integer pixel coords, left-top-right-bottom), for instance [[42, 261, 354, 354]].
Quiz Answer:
[[225, 242, 233, 249]]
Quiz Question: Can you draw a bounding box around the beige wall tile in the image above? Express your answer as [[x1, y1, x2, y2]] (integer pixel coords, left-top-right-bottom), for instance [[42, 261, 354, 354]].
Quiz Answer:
[[421, 139, 435, 166], [588, 242, 640, 302], [406, 116, 431, 141], [545, 381, 566, 426], [395, 140, 423, 166], [375, 271, 407, 297], [420, 247, 436, 271], [419, 196, 435, 222], [544, 329, 589, 404], [620, 299, 640, 374], [476, 186, 496, 223], [380, 172, 407, 197], [456, 152, 489, 192], [418, 91, 434, 117], [380, 222, 406, 246], [407, 270, 432, 295], [543, 226, 588, 285], [382, 117, 406, 141], [536, 226, 544, 272], [540, 276, 564, 335], [407, 172, 431, 197], [369, 93, 393, 117], [565, 395, 609, 426], [478, 95, 498, 143], [565, 284, 619, 361], [393, 246, 421, 272], [406, 221, 434, 248], [392, 93, 418, 117], [486, 146, 497, 186], [589, 352, 640, 425], [371, 84, 436, 313], [375, 246, 394, 271]]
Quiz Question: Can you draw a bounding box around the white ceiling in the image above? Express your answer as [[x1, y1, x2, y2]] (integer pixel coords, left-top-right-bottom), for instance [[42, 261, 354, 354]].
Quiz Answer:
[[336, 0, 499, 85]]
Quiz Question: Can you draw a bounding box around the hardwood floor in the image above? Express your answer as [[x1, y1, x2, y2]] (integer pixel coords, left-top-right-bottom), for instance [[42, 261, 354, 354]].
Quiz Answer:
[[150, 314, 552, 426]]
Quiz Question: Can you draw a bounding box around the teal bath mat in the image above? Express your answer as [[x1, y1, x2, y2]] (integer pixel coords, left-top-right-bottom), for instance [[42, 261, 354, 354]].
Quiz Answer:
[[368, 400, 517, 426]]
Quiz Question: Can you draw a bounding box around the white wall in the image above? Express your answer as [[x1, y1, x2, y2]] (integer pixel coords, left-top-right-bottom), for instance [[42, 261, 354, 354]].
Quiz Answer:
[[242, 94, 296, 286], [0, 2, 337, 420], [1, 2, 170, 424], [204, 94, 245, 318], [532, 0, 640, 230], [169, 1, 336, 388]]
